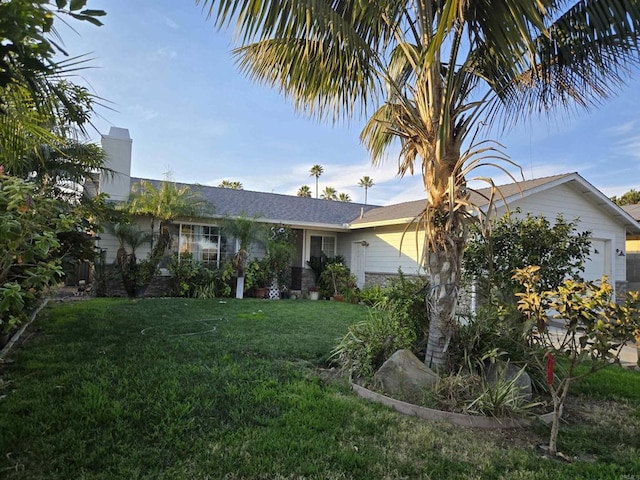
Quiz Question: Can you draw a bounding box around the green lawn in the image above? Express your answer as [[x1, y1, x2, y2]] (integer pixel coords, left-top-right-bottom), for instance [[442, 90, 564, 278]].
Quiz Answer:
[[1, 298, 639, 479]]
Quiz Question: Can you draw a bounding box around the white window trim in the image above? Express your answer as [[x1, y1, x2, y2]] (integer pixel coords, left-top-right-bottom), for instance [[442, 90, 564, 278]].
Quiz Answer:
[[177, 222, 224, 267], [305, 230, 338, 263]]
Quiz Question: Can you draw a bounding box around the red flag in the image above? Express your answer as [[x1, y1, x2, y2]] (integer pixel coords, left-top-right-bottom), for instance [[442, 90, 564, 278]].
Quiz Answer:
[[546, 354, 555, 385]]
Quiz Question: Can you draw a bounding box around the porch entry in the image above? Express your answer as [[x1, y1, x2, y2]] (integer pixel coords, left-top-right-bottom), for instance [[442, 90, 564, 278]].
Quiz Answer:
[[351, 241, 367, 289]]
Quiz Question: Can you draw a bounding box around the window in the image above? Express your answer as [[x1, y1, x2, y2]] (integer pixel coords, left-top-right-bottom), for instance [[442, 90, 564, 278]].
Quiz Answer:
[[179, 224, 228, 266], [309, 235, 336, 258]]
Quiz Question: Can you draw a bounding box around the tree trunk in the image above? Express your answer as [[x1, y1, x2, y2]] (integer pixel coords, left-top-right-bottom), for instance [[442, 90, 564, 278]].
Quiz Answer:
[[548, 378, 570, 456], [424, 245, 462, 370]]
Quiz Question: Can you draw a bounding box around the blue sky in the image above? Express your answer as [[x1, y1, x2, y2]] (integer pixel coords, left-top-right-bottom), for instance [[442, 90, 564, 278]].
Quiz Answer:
[[60, 0, 640, 206]]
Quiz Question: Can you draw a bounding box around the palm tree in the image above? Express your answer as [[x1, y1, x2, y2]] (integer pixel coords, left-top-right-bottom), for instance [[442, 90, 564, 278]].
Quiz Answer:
[[221, 213, 266, 299], [320, 186, 337, 200], [218, 180, 243, 189], [297, 185, 312, 197], [338, 192, 352, 202], [358, 176, 374, 205], [127, 176, 212, 258], [309, 164, 323, 198], [199, 0, 640, 371]]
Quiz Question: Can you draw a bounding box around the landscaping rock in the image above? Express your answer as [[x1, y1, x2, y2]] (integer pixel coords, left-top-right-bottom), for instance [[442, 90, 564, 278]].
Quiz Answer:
[[374, 349, 438, 402], [484, 361, 532, 401]]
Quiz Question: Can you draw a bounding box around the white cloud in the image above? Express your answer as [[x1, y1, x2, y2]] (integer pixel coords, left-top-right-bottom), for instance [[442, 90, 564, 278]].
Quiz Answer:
[[127, 105, 159, 122], [154, 48, 178, 60], [605, 121, 636, 137]]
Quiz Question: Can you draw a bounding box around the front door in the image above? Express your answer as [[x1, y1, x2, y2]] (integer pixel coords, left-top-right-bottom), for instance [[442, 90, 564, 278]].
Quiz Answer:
[[351, 241, 367, 288]]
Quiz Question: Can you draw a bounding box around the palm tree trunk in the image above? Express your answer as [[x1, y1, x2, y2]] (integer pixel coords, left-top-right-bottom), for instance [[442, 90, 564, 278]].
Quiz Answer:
[[424, 244, 463, 370]]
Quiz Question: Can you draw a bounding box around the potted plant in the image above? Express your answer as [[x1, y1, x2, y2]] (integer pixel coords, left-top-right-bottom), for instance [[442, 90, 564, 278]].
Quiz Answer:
[[245, 259, 270, 298], [320, 262, 356, 302], [308, 286, 320, 300]]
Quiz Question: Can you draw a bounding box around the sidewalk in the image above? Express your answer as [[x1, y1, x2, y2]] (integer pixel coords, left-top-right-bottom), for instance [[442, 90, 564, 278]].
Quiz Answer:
[[546, 320, 638, 369]]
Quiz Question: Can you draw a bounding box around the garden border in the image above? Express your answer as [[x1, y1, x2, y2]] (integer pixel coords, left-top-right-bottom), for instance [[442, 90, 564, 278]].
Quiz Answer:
[[351, 382, 554, 429], [0, 299, 49, 362]]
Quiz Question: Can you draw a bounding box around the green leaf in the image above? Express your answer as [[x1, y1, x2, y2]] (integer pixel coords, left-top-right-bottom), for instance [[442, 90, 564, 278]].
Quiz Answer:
[[69, 0, 87, 11], [68, 12, 103, 26], [80, 9, 107, 17], [56, 0, 68, 9]]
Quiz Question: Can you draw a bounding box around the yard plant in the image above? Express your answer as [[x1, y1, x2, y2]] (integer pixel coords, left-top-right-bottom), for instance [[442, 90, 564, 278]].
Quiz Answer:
[[1, 298, 638, 478]]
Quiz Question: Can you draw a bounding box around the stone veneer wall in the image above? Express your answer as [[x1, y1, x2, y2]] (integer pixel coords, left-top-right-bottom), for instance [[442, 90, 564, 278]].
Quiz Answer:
[[96, 266, 174, 297]]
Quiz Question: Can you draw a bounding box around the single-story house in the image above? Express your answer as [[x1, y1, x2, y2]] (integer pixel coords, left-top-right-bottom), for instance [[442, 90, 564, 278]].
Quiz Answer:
[[95, 127, 640, 298]]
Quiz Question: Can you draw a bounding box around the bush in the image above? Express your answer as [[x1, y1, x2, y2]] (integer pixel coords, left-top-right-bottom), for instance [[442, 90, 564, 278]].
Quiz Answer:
[[330, 308, 418, 380], [378, 271, 430, 352], [167, 254, 234, 298], [359, 285, 385, 306], [0, 174, 72, 333], [464, 211, 591, 304], [331, 271, 429, 379]]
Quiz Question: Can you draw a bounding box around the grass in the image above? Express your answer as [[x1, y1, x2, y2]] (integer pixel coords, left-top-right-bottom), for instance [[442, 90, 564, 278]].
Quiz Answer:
[[0, 297, 638, 479]]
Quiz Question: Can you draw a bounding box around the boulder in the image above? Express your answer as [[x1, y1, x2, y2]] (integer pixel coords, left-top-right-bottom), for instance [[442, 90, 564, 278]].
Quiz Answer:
[[374, 349, 438, 402], [484, 361, 533, 401]]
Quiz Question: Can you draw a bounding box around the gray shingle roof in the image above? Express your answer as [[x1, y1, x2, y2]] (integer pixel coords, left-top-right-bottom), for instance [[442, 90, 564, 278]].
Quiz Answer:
[[621, 204, 640, 221], [350, 173, 573, 226], [130, 177, 377, 228]]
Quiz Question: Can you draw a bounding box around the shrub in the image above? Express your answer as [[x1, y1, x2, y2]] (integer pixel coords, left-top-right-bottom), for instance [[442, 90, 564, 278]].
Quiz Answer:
[[0, 174, 72, 333], [167, 254, 234, 298], [359, 285, 385, 306], [330, 308, 417, 380], [378, 271, 430, 352], [464, 211, 591, 304]]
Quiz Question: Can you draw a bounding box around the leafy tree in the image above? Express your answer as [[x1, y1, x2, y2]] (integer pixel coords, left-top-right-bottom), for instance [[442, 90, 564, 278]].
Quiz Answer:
[[297, 185, 312, 197], [199, 0, 640, 369], [611, 188, 640, 206], [218, 180, 243, 189], [0, 1, 105, 139], [338, 192, 351, 202], [358, 176, 374, 205], [514, 266, 640, 457], [127, 176, 212, 258], [320, 186, 337, 200], [464, 212, 591, 304], [309, 164, 323, 198]]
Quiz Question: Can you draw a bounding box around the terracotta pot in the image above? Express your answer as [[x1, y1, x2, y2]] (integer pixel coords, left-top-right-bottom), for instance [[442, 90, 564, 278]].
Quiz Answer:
[[254, 287, 267, 299], [332, 294, 344, 302]]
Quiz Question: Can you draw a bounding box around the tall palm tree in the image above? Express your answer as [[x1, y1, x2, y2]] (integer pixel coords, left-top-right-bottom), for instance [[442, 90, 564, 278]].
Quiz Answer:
[[218, 180, 243, 189], [309, 164, 323, 198], [297, 185, 312, 197], [320, 186, 337, 200], [198, 0, 640, 370], [338, 192, 352, 202], [358, 176, 374, 205]]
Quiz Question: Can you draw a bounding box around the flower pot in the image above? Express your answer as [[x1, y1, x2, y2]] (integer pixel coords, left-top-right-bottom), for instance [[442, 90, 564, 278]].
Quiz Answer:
[[254, 287, 267, 299], [332, 294, 344, 302], [309, 291, 320, 301]]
